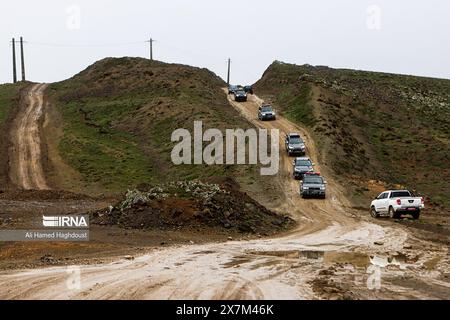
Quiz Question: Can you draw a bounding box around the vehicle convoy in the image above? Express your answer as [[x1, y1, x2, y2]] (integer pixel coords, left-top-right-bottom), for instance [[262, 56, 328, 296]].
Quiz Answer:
[[285, 133, 306, 156], [300, 172, 327, 199], [292, 157, 314, 180], [258, 104, 276, 121], [234, 90, 248, 102], [370, 190, 424, 219]]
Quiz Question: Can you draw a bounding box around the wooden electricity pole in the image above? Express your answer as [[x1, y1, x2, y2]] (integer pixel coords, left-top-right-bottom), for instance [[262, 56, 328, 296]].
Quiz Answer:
[[20, 37, 26, 81], [12, 38, 17, 83], [227, 58, 231, 86], [148, 38, 155, 61]]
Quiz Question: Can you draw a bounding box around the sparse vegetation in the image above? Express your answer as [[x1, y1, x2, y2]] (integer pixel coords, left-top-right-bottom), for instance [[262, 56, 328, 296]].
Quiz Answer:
[[47, 58, 266, 194], [0, 83, 24, 126], [93, 180, 295, 234]]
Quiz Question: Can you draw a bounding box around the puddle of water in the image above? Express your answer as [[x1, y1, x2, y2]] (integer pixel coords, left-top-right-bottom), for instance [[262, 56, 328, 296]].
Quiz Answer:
[[247, 250, 300, 259], [193, 250, 216, 255], [323, 251, 371, 268], [300, 250, 324, 260], [423, 257, 441, 270], [223, 256, 253, 268]]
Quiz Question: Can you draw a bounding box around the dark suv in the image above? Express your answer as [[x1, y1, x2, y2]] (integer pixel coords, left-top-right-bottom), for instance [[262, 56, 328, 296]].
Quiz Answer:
[[234, 90, 248, 102], [300, 172, 327, 199], [292, 157, 314, 180], [228, 85, 239, 95], [285, 133, 306, 156], [258, 104, 276, 120], [243, 85, 253, 94]]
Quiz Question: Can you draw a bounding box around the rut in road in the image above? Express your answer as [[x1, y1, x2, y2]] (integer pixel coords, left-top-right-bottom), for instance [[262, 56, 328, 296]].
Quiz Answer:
[[9, 83, 49, 190]]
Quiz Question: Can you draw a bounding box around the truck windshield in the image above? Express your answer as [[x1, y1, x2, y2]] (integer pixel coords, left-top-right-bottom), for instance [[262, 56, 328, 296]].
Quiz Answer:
[[390, 191, 411, 198], [261, 107, 272, 112]]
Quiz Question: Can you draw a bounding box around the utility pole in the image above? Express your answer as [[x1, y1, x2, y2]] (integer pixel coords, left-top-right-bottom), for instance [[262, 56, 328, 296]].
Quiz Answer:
[[12, 38, 17, 83], [227, 58, 231, 86], [148, 38, 155, 61], [20, 37, 26, 81]]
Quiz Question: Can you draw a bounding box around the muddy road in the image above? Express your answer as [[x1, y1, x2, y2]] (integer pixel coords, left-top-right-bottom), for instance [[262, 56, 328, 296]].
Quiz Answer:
[[0, 92, 448, 300], [9, 83, 49, 190]]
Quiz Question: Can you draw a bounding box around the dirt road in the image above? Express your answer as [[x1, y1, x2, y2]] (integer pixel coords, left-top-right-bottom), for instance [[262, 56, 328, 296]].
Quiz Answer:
[[0, 93, 448, 300], [9, 83, 49, 190]]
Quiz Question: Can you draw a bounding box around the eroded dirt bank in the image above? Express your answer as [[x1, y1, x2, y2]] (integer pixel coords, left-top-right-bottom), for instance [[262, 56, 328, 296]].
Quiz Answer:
[[0, 93, 447, 300]]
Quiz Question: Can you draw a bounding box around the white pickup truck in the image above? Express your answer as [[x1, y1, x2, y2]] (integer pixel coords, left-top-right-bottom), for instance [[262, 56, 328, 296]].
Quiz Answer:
[[370, 190, 424, 219]]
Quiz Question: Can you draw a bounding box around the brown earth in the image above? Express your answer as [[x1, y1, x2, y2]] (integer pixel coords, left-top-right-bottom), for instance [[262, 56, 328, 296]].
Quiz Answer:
[[0, 92, 447, 300], [92, 179, 294, 235], [0, 60, 290, 271], [0, 59, 448, 299]]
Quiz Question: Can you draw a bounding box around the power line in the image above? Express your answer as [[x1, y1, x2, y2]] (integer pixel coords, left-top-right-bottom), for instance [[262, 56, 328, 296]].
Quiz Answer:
[[25, 40, 146, 48]]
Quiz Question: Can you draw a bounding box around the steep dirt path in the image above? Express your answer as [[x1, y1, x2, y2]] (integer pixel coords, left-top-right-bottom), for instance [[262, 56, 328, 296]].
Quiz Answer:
[[9, 83, 49, 190], [0, 93, 448, 300]]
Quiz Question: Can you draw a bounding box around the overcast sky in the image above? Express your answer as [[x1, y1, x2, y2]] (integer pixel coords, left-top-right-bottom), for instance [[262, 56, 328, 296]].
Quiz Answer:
[[1, 0, 449, 85]]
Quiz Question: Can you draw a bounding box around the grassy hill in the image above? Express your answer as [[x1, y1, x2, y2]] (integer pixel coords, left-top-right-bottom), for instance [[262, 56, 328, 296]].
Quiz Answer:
[[255, 61, 450, 210], [46, 58, 274, 198]]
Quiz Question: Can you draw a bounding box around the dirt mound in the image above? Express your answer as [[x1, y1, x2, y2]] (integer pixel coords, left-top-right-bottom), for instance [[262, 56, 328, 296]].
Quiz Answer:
[[92, 181, 295, 235]]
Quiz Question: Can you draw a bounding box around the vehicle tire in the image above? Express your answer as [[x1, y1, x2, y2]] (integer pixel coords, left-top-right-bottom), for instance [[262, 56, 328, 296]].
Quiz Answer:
[[411, 211, 420, 220], [370, 206, 380, 218], [389, 206, 399, 219]]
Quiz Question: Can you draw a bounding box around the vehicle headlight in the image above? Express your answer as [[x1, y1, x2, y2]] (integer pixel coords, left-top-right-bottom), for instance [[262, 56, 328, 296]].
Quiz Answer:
[[303, 187, 309, 190], [320, 186, 326, 190], [289, 146, 294, 149]]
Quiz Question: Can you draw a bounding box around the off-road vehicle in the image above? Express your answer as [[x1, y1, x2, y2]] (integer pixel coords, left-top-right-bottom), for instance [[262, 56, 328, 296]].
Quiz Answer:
[[234, 90, 247, 102], [258, 104, 276, 121], [228, 85, 239, 94], [370, 190, 424, 219], [292, 157, 314, 180], [300, 172, 327, 199], [243, 85, 253, 94], [285, 133, 306, 156]]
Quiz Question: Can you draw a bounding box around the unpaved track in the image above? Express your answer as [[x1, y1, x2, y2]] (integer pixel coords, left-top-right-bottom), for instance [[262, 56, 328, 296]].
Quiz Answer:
[[9, 83, 49, 190], [0, 93, 448, 300]]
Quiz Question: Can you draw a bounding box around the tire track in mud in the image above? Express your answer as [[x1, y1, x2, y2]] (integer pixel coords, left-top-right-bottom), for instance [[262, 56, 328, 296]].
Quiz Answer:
[[9, 83, 49, 190]]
